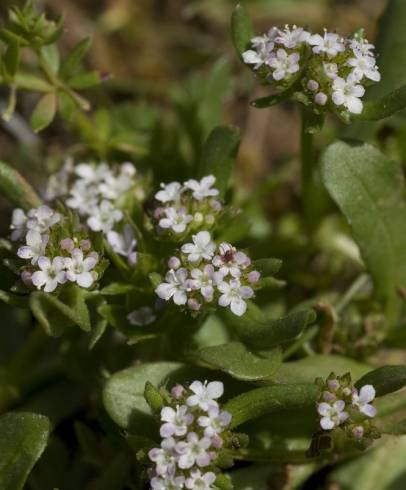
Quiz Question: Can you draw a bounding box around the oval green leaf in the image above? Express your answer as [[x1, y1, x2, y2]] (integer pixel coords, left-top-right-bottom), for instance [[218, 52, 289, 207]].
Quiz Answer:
[[355, 365, 406, 397]]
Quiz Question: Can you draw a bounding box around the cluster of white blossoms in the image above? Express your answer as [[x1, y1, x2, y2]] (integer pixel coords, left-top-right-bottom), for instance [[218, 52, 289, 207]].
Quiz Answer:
[[11, 205, 100, 292], [155, 231, 261, 316], [243, 25, 380, 115], [148, 381, 232, 490], [46, 160, 140, 266], [152, 176, 223, 237], [316, 373, 378, 442]]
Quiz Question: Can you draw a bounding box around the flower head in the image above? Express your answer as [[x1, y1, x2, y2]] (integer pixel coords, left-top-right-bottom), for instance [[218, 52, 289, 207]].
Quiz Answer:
[[17, 230, 49, 265], [31, 256, 66, 292], [269, 48, 300, 81], [87, 200, 123, 233], [160, 405, 194, 438], [317, 400, 349, 430], [218, 278, 254, 316], [155, 182, 183, 203], [155, 268, 190, 305], [352, 385, 377, 418], [64, 248, 98, 288], [309, 31, 345, 57], [181, 231, 216, 263], [187, 381, 224, 411], [332, 75, 365, 114], [184, 175, 219, 201], [159, 207, 193, 234]]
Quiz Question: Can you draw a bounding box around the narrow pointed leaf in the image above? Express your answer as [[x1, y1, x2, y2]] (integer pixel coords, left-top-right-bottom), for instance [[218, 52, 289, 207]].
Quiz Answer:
[[231, 4, 254, 57], [355, 365, 406, 397], [60, 37, 92, 79], [0, 160, 42, 210], [30, 92, 57, 133]]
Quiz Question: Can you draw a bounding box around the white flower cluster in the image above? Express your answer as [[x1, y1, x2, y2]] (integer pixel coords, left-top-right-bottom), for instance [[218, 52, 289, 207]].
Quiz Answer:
[[317, 373, 377, 441], [243, 25, 380, 115], [155, 231, 261, 316], [152, 176, 222, 237], [46, 160, 139, 266], [148, 381, 232, 490], [11, 205, 100, 292]]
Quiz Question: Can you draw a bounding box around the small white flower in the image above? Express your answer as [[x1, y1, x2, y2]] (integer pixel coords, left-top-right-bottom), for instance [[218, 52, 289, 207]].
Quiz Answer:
[[155, 268, 190, 305], [127, 306, 156, 326], [309, 31, 345, 57], [151, 473, 185, 490], [107, 224, 137, 265], [323, 62, 338, 79], [190, 264, 223, 301], [159, 207, 193, 234], [212, 243, 249, 278], [350, 38, 375, 57], [332, 75, 365, 114], [74, 162, 111, 183], [17, 230, 49, 265], [148, 437, 177, 477], [347, 53, 381, 82], [317, 400, 349, 430], [217, 279, 254, 316], [98, 171, 132, 200], [275, 26, 310, 48], [352, 385, 377, 418], [64, 248, 98, 288], [10, 208, 27, 241], [181, 231, 216, 263], [242, 36, 274, 70], [185, 469, 216, 490], [160, 405, 194, 438], [198, 405, 232, 438], [187, 380, 224, 411], [176, 432, 212, 469], [184, 175, 219, 201], [269, 48, 300, 81], [87, 200, 123, 233], [26, 205, 61, 233], [66, 181, 99, 214], [31, 256, 66, 292], [155, 182, 183, 203]]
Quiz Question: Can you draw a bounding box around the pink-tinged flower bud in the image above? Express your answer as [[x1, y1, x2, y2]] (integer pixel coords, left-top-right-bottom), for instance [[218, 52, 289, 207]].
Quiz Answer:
[[168, 256, 181, 269], [323, 391, 336, 402], [128, 251, 138, 267], [352, 425, 364, 440], [80, 239, 91, 251], [153, 207, 165, 219], [210, 200, 222, 212], [315, 92, 328, 106], [247, 270, 261, 283], [188, 298, 201, 311], [88, 251, 99, 262], [307, 79, 319, 91], [211, 435, 223, 449], [171, 384, 185, 399], [327, 379, 340, 391], [60, 238, 74, 251], [21, 270, 33, 286]]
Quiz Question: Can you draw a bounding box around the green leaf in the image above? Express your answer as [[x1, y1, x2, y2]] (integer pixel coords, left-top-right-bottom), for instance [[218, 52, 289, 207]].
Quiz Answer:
[[198, 125, 240, 198], [355, 84, 406, 121], [321, 141, 406, 323], [40, 44, 60, 74], [68, 70, 101, 89], [103, 362, 183, 433], [3, 41, 20, 78], [0, 160, 42, 210], [252, 258, 282, 276], [355, 365, 406, 397], [100, 283, 136, 295], [223, 304, 316, 349], [14, 72, 53, 92], [224, 384, 318, 428], [0, 412, 50, 490], [195, 342, 282, 381], [60, 37, 91, 79], [231, 3, 254, 57], [30, 92, 57, 132], [30, 286, 91, 336], [328, 435, 406, 490]]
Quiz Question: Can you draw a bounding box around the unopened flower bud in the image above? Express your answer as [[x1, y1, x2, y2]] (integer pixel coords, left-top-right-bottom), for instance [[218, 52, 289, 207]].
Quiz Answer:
[[210, 200, 222, 212], [60, 238, 74, 251], [342, 387, 351, 396], [307, 79, 319, 91], [121, 162, 136, 177], [248, 270, 261, 283], [168, 256, 181, 269], [323, 391, 336, 402], [352, 425, 364, 440], [188, 298, 201, 311], [171, 384, 185, 399], [205, 214, 215, 225], [80, 239, 91, 251], [315, 92, 328, 106], [21, 270, 32, 286], [327, 379, 340, 391], [128, 251, 138, 267], [194, 212, 204, 223]]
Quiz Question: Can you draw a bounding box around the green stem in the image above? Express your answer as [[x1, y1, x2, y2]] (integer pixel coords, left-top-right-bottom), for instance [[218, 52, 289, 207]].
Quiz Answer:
[[335, 274, 369, 314], [301, 107, 315, 226]]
